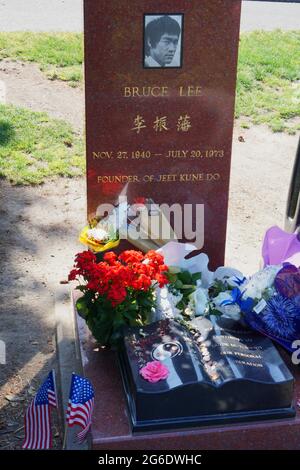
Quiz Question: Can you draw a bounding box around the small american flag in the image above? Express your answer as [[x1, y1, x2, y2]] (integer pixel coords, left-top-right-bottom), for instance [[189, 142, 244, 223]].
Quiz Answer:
[[22, 370, 57, 449], [66, 373, 95, 442]]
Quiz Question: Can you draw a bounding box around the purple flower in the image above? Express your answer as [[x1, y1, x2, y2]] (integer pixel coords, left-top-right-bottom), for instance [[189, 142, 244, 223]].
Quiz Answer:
[[274, 264, 300, 300], [262, 294, 300, 340]]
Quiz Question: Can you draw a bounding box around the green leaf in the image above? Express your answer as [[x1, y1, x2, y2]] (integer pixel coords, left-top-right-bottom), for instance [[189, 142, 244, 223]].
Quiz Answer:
[[127, 302, 139, 311], [174, 279, 183, 289], [166, 272, 178, 283], [76, 297, 89, 318], [178, 270, 193, 284], [75, 285, 86, 292], [209, 308, 222, 317], [191, 272, 202, 283]]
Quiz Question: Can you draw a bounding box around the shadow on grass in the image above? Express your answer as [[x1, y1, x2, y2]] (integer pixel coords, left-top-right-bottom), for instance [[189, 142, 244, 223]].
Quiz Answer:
[[0, 120, 15, 146]]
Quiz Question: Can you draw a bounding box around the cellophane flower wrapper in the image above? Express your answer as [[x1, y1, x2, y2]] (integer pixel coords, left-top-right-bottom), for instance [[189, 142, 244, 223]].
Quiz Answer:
[[157, 241, 213, 286], [274, 264, 300, 306], [155, 242, 246, 322], [157, 241, 244, 288], [262, 225, 300, 267], [156, 243, 300, 354], [243, 227, 300, 352], [244, 263, 300, 353], [244, 295, 300, 353]]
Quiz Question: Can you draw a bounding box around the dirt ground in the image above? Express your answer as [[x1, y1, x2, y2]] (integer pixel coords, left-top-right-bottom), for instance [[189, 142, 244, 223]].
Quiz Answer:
[[0, 60, 84, 131], [0, 61, 298, 449]]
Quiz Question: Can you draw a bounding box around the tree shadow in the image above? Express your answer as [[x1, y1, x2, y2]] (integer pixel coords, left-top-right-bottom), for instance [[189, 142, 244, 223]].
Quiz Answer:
[[0, 120, 15, 146]]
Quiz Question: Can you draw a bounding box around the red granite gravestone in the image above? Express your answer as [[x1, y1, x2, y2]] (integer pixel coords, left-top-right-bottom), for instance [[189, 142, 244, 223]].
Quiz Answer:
[[84, 0, 241, 269]]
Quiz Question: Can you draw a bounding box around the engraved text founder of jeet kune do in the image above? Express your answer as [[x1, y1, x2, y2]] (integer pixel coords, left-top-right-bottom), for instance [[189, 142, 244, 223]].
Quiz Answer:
[[144, 16, 181, 68]]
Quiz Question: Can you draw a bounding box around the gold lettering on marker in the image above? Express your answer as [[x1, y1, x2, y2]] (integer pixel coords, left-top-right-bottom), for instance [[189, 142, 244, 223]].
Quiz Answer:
[[97, 175, 140, 183], [123, 86, 169, 97], [179, 85, 202, 97], [124, 85, 202, 98]]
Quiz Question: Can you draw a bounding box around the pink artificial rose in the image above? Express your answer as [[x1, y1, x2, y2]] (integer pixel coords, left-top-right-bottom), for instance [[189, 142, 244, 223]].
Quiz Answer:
[[139, 361, 169, 383]]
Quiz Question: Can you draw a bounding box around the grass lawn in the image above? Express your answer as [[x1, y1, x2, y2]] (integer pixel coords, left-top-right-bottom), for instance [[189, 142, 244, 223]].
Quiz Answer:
[[0, 30, 299, 133], [237, 30, 300, 134], [0, 104, 84, 184], [0, 32, 83, 87]]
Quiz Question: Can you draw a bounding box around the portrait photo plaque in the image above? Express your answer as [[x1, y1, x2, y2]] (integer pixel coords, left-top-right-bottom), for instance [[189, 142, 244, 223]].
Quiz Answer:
[[143, 14, 184, 68]]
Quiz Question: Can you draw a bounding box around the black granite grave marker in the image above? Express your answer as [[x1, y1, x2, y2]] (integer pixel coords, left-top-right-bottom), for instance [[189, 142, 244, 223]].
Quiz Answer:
[[118, 318, 295, 431]]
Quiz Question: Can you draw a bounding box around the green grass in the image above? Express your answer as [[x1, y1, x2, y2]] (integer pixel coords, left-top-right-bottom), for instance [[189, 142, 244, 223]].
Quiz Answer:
[[237, 30, 300, 134], [0, 104, 85, 184], [0, 32, 83, 87]]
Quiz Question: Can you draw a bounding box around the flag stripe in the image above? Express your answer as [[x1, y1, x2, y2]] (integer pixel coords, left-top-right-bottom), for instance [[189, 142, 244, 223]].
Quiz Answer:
[[22, 371, 57, 450], [46, 406, 51, 449], [78, 398, 94, 441], [68, 406, 89, 421], [67, 400, 93, 424], [66, 374, 95, 443]]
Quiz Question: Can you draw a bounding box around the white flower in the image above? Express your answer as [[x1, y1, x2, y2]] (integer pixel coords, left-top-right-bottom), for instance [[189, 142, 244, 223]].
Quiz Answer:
[[213, 291, 234, 308], [190, 286, 209, 316], [154, 286, 183, 321], [241, 265, 282, 300], [96, 201, 128, 237], [212, 291, 242, 320], [87, 227, 109, 242], [219, 304, 241, 321]]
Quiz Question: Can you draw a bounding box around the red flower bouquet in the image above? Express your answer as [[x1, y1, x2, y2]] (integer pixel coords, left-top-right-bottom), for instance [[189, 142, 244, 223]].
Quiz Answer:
[[69, 249, 169, 347]]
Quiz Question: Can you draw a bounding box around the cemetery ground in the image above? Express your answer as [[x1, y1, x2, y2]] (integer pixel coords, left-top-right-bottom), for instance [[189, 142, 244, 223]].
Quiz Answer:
[[0, 31, 299, 449]]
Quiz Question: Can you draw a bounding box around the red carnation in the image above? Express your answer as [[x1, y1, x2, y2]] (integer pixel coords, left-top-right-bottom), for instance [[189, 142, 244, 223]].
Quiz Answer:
[[155, 273, 169, 288], [133, 197, 146, 205], [132, 274, 152, 291], [107, 285, 127, 306], [68, 247, 170, 348], [119, 250, 144, 264], [145, 250, 165, 267], [68, 269, 79, 281], [159, 264, 168, 273], [103, 251, 118, 265], [75, 250, 96, 265]]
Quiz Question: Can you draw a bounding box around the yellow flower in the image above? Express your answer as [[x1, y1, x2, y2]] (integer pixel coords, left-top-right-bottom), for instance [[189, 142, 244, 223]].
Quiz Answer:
[[79, 226, 120, 252]]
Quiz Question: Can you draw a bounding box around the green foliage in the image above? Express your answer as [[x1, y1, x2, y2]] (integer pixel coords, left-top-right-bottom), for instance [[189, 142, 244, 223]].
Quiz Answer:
[[208, 280, 227, 299], [76, 288, 156, 349], [168, 270, 200, 316], [0, 104, 85, 184], [237, 30, 300, 133]]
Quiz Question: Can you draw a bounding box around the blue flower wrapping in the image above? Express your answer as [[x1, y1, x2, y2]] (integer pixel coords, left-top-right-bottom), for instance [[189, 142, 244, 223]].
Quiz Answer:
[[244, 294, 300, 353]]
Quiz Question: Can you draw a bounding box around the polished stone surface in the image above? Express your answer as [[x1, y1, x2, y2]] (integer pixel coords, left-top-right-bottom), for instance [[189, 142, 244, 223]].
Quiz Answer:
[[74, 301, 300, 450], [84, 0, 241, 269], [118, 318, 294, 431]]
